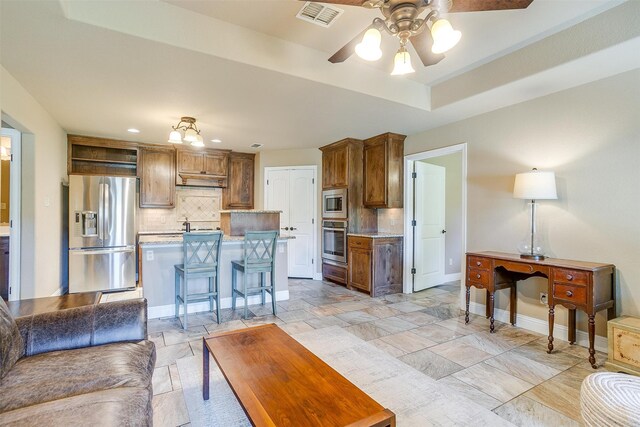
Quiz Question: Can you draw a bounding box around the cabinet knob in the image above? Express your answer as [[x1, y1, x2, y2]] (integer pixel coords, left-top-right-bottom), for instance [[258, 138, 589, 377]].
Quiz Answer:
[[476, 274, 481, 279], [476, 261, 481, 266], [566, 290, 573, 297], [566, 274, 573, 281]]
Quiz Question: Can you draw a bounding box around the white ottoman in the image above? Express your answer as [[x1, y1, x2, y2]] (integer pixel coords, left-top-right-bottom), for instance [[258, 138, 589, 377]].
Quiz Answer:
[[581, 372, 640, 426]]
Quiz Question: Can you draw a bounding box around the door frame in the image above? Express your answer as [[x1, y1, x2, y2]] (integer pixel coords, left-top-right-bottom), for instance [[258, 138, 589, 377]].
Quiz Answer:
[[403, 143, 467, 297], [263, 165, 318, 279], [1, 127, 22, 301]]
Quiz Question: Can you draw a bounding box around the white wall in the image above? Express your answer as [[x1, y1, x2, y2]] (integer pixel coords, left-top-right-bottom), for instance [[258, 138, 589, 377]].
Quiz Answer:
[[255, 148, 322, 276], [405, 69, 640, 336], [1, 65, 68, 298]]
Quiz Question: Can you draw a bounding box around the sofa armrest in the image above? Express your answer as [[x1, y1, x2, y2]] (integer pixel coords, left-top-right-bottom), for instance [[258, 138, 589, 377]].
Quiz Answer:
[[15, 298, 148, 357]]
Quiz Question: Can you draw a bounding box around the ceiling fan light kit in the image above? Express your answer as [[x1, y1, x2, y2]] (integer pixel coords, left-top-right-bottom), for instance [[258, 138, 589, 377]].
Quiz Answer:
[[355, 28, 383, 61], [168, 116, 206, 146], [391, 45, 415, 75], [430, 18, 461, 54], [316, 0, 533, 73]]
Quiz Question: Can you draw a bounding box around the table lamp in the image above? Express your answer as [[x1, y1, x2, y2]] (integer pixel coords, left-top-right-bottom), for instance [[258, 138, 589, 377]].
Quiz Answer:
[[513, 168, 557, 260]]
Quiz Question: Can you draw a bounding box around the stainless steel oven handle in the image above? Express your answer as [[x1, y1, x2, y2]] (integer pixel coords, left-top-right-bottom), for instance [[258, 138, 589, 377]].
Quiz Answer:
[[323, 227, 347, 231]]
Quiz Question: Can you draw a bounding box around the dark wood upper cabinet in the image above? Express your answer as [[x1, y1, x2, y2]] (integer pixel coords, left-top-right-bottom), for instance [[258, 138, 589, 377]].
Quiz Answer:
[[222, 152, 255, 210], [320, 142, 350, 189], [67, 135, 138, 177], [139, 147, 175, 208], [176, 148, 230, 187], [363, 133, 405, 208]]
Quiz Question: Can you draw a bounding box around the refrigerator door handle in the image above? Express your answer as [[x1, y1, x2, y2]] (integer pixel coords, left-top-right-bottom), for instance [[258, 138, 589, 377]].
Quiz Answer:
[[98, 182, 105, 242], [103, 181, 111, 241], [69, 246, 135, 256]]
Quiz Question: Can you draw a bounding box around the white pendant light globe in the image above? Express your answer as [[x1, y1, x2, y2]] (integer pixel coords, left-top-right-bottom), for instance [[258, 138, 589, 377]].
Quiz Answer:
[[191, 134, 205, 147], [183, 127, 199, 142], [390, 46, 415, 75], [431, 19, 461, 54], [355, 28, 383, 61], [168, 130, 183, 144]]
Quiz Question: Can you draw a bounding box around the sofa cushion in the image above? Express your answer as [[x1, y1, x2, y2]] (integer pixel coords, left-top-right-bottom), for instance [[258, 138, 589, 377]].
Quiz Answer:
[[0, 387, 152, 427], [0, 298, 23, 379], [0, 340, 155, 413]]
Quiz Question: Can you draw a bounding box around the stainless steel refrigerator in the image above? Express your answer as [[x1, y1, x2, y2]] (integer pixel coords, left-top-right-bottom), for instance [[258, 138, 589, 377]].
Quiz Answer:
[[69, 175, 136, 293]]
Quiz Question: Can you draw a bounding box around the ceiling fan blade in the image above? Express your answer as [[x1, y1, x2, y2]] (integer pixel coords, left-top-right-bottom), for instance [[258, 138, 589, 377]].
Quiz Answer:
[[448, 0, 534, 13], [410, 31, 445, 67], [328, 26, 371, 63], [298, 0, 367, 6]]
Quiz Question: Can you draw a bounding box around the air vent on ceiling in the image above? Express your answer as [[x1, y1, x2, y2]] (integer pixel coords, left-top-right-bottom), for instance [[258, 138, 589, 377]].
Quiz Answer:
[[250, 143, 263, 149], [296, 2, 344, 28]]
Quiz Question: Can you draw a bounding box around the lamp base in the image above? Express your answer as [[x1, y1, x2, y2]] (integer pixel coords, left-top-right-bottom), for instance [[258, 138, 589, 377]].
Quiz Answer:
[[520, 253, 546, 261]]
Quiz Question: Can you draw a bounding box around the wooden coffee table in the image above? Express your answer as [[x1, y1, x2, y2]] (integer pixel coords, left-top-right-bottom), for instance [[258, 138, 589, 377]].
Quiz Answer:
[[203, 324, 395, 427]]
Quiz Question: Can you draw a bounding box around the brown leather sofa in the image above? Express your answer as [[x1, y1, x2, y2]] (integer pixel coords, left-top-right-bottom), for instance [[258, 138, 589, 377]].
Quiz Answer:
[[0, 297, 156, 426]]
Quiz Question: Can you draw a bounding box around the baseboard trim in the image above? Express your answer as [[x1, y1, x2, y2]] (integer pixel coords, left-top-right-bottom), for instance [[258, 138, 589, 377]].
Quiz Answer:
[[50, 288, 63, 297], [313, 273, 323, 281], [443, 273, 462, 282], [148, 290, 290, 319], [468, 301, 608, 353]]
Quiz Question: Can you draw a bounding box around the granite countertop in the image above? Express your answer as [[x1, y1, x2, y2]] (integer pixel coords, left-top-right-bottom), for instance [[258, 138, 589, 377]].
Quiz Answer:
[[219, 210, 282, 214], [139, 234, 294, 245], [347, 232, 404, 239]]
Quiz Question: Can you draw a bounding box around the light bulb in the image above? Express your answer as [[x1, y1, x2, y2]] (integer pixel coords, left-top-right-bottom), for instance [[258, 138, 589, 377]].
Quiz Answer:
[[355, 28, 382, 61], [431, 19, 461, 54], [390, 46, 415, 75], [168, 130, 183, 144]]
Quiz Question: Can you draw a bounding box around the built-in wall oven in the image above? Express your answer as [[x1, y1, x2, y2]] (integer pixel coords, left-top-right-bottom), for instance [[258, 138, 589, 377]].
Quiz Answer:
[[322, 220, 348, 264], [322, 189, 347, 219]]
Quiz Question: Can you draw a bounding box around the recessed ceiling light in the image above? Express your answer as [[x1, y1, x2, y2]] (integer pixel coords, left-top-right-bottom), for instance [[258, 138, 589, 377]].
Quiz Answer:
[[211, 139, 222, 143], [250, 143, 263, 149], [127, 128, 140, 133]]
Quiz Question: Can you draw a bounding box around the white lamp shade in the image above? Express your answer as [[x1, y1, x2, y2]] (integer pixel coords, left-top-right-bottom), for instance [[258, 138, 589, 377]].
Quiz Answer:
[[191, 134, 204, 147], [431, 19, 461, 54], [513, 170, 558, 200], [390, 48, 415, 75], [355, 28, 382, 61], [168, 130, 183, 144], [183, 128, 199, 142]]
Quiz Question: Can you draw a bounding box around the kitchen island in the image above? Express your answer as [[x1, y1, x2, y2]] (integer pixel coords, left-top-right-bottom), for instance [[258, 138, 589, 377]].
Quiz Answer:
[[139, 233, 290, 319]]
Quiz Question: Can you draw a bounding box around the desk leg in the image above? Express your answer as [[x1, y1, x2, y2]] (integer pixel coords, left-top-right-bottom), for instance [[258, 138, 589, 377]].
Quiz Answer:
[[485, 290, 490, 319], [568, 309, 576, 344], [465, 286, 470, 324], [510, 283, 517, 326], [489, 292, 495, 333], [203, 338, 210, 400], [588, 314, 597, 368], [547, 305, 555, 353]]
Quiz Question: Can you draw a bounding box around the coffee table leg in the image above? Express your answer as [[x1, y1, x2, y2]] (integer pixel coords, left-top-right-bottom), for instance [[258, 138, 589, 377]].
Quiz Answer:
[[203, 338, 210, 400]]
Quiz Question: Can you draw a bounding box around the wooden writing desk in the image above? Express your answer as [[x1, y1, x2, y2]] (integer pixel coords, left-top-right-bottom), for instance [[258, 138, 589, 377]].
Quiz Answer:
[[203, 324, 395, 427], [465, 252, 615, 368]]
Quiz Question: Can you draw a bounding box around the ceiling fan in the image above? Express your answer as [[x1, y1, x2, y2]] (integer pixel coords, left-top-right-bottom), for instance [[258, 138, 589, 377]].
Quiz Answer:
[[304, 0, 534, 75]]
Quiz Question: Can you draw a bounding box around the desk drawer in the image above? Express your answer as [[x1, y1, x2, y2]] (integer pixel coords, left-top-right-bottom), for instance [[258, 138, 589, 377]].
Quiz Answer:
[[553, 282, 587, 305], [552, 268, 589, 286], [468, 256, 491, 271], [467, 268, 491, 288]]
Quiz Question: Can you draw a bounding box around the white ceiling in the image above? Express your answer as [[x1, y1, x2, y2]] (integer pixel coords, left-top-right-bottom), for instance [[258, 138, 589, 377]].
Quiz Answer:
[[0, 0, 637, 151]]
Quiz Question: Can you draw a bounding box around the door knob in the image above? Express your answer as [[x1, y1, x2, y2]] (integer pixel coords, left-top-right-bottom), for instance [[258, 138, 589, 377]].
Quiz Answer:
[[290, 227, 297, 231], [441, 230, 447, 234], [281, 227, 289, 231]]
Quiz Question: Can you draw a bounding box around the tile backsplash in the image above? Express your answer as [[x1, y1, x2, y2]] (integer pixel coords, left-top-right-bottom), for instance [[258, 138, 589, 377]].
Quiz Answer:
[[377, 208, 404, 234], [137, 187, 221, 232]]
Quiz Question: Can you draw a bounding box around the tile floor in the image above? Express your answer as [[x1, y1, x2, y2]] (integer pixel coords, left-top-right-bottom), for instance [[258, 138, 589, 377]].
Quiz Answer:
[[149, 279, 609, 426]]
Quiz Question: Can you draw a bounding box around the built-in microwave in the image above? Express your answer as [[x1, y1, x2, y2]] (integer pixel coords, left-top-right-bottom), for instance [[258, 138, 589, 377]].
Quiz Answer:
[[322, 189, 347, 219]]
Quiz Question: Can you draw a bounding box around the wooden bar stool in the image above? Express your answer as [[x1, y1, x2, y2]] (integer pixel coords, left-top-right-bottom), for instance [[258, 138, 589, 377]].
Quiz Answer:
[[175, 232, 223, 329], [231, 231, 278, 319]]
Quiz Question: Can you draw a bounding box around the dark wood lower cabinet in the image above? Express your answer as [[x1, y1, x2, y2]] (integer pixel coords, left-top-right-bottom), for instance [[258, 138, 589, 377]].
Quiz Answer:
[[348, 236, 403, 297], [322, 262, 347, 285], [0, 236, 9, 300]]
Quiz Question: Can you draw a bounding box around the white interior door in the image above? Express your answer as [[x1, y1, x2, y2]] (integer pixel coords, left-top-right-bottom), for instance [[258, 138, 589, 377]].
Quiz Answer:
[[413, 161, 446, 291], [265, 167, 316, 278], [0, 128, 21, 301]]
